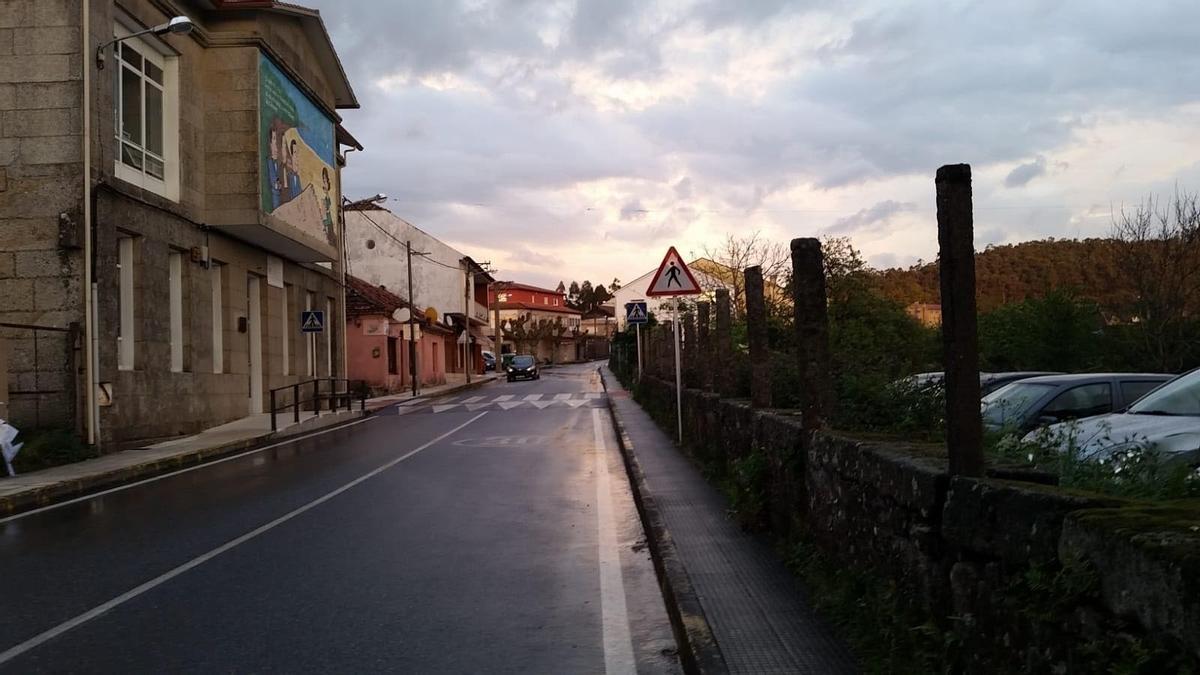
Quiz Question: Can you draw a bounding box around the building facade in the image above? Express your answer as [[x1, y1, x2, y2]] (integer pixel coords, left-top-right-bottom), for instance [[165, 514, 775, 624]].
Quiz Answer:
[[0, 0, 360, 447], [344, 275, 452, 393], [344, 205, 493, 377], [492, 281, 581, 363]]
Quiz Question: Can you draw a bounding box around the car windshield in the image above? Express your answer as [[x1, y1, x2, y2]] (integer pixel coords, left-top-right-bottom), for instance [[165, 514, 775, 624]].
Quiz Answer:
[[1126, 371, 1200, 416], [981, 382, 1056, 425], [513, 356, 535, 367]]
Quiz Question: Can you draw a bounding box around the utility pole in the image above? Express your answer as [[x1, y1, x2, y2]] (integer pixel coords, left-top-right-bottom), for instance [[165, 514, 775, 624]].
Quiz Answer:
[[463, 261, 472, 384], [407, 240, 418, 397]]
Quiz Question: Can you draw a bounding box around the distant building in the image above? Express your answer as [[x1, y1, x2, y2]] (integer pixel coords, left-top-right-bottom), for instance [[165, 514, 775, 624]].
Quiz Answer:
[[344, 275, 454, 393], [582, 305, 618, 339], [611, 257, 786, 331], [907, 302, 942, 327], [491, 282, 582, 363]]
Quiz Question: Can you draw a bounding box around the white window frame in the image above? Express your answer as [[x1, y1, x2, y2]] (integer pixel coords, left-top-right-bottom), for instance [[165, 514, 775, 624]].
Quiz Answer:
[[118, 237, 135, 370], [112, 19, 180, 201], [169, 251, 183, 372], [211, 262, 224, 373]]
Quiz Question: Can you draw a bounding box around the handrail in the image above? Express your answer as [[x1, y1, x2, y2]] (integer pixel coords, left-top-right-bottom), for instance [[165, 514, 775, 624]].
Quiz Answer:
[[268, 378, 367, 433]]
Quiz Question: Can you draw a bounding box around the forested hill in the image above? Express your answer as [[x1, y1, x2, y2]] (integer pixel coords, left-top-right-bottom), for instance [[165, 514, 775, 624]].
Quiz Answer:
[[872, 238, 1133, 312]]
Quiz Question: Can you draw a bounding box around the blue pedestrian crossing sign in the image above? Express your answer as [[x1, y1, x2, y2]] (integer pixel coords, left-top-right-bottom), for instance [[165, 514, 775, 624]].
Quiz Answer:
[[625, 301, 649, 325], [300, 310, 325, 333]]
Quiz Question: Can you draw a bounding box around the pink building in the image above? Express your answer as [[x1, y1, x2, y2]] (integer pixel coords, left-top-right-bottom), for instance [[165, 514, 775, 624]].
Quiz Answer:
[[345, 275, 452, 393]]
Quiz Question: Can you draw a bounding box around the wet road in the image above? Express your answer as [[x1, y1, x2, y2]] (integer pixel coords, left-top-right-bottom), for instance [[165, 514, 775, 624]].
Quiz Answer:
[[0, 363, 680, 673]]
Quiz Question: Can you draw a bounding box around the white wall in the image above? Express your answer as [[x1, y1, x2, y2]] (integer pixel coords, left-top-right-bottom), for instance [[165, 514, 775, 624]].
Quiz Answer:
[[345, 209, 470, 324]]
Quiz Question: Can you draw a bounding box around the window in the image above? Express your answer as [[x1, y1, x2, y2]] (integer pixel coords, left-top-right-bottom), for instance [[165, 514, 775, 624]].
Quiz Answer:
[[543, 296, 548, 305], [1120, 380, 1162, 406], [210, 262, 224, 373], [118, 237, 135, 370], [169, 251, 183, 372], [112, 22, 178, 200], [281, 284, 292, 376], [1042, 383, 1113, 421]]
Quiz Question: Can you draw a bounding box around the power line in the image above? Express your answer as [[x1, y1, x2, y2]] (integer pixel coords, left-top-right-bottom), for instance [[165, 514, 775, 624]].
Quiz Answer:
[[351, 208, 467, 272]]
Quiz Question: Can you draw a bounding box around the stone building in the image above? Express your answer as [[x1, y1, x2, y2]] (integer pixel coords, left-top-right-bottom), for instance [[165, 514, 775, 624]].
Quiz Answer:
[[0, 0, 361, 447]]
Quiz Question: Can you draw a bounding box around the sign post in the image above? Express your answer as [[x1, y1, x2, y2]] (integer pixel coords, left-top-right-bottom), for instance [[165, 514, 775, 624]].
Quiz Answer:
[[645, 246, 702, 443], [625, 300, 649, 381]]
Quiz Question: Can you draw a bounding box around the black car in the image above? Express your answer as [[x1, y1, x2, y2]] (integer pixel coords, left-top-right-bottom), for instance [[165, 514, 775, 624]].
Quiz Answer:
[[507, 355, 540, 382], [482, 351, 496, 372]]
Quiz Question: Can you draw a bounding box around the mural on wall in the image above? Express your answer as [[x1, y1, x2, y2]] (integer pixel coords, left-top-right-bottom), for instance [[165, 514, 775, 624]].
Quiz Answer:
[[259, 53, 339, 248]]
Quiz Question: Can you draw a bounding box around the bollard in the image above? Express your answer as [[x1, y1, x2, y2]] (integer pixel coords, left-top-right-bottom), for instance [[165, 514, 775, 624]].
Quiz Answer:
[[715, 289, 735, 398], [791, 237, 832, 429], [745, 265, 772, 408], [937, 163, 984, 477]]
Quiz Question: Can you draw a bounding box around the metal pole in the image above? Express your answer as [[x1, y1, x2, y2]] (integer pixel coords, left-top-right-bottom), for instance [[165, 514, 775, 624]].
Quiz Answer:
[[407, 240, 418, 397], [673, 299, 683, 443], [270, 389, 276, 432], [636, 324, 642, 381]]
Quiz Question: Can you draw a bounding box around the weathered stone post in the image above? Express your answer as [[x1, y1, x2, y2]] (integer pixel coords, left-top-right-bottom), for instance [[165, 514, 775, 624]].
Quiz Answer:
[[791, 238, 832, 429], [714, 289, 734, 398], [745, 265, 771, 408], [682, 310, 696, 388], [696, 301, 712, 391], [937, 164, 984, 477]]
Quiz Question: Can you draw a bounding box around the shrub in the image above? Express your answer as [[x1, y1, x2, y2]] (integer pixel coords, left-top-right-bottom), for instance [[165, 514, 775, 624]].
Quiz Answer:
[[10, 427, 96, 474]]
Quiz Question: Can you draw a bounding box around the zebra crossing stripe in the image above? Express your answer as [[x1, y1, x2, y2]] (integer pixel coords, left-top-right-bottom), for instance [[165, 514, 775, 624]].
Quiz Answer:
[[432, 404, 460, 413], [531, 401, 555, 409], [462, 396, 485, 403], [497, 401, 523, 410], [565, 400, 588, 408], [553, 393, 572, 400], [465, 403, 489, 411], [494, 395, 514, 402], [523, 394, 542, 401]]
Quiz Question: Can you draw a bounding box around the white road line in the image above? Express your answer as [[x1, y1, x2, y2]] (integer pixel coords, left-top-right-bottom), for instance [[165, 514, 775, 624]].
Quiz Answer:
[[465, 403, 490, 411], [0, 412, 489, 666], [462, 396, 485, 403], [493, 395, 514, 402], [497, 402, 524, 410], [592, 408, 637, 674], [523, 394, 542, 401], [554, 393, 572, 400], [530, 401, 555, 409], [566, 400, 588, 408], [432, 404, 460, 413], [0, 416, 377, 526]]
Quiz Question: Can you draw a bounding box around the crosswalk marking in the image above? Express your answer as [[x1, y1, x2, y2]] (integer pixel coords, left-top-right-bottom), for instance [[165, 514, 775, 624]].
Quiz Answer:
[[432, 404, 460, 413], [565, 399, 588, 408], [401, 392, 608, 414], [462, 396, 485, 403], [523, 394, 542, 401], [554, 393, 572, 400], [466, 403, 489, 411], [494, 395, 514, 402], [531, 400, 555, 409], [498, 401, 523, 410]]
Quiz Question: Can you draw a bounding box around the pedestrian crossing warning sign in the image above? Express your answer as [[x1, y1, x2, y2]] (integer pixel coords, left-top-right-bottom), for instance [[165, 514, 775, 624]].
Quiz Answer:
[[625, 301, 649, 325], [300, 310, 325, 333], [645, 246, 702, 297]]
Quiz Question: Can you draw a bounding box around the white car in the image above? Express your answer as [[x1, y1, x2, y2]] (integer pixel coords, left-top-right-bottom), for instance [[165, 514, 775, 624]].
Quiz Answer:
[[1028, 368, 1200, 465]]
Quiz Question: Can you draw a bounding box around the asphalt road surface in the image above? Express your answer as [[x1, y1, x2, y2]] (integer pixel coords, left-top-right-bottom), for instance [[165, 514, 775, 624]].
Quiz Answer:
[[0, 363, 680, 673]]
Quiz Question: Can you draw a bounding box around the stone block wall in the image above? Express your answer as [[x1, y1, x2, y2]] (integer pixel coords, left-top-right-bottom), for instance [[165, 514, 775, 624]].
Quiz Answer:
[[631, 373, 1200, 670]]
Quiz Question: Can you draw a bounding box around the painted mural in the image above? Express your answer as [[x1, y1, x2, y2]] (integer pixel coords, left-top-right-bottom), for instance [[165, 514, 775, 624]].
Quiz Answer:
[[258, 53, 339, 248]]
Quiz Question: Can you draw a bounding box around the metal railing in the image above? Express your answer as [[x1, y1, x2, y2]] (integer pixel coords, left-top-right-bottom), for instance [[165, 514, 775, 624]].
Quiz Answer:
[[268, 378, 366, 433]]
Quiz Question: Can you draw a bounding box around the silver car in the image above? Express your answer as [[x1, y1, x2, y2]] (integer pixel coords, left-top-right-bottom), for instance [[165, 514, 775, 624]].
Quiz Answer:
[[984, 373, 1171, 434], [1027, 369, 1200, 464]]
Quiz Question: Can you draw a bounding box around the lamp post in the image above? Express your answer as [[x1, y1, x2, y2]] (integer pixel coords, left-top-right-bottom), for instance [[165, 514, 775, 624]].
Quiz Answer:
[[96, 16, 194, 69]]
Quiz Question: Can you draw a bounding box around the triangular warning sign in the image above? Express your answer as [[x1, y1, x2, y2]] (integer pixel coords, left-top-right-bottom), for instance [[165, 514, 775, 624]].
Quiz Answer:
[[645, 246, 702, 297]]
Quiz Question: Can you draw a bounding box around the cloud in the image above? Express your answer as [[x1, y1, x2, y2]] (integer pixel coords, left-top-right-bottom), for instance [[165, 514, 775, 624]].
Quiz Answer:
[[824, 200, 915, 235], [301, 0, 1200, 288], [1005, 156, 1048, 188]]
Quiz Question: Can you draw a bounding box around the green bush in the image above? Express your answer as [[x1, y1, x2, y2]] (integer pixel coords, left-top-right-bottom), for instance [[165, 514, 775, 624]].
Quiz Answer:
[[10, 427, 96, 474], [979, 290, 1102, 372]]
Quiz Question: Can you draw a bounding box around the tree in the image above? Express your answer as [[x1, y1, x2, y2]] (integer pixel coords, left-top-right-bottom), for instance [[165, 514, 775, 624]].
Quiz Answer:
[[568, 281, 581, 307], [610, 277, 622, 292], [579, 280, 594, 311], [701, 232, 790, 319], [1110, 191, 1200, 371]]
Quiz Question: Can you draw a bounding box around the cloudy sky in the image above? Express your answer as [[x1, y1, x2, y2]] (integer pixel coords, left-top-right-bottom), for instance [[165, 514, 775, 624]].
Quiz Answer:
[[309, 0, 1200, 289]]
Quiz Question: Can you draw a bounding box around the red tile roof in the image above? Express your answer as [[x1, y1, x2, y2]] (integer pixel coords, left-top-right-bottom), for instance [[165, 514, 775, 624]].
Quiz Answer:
[[345, 274, 411, 318]]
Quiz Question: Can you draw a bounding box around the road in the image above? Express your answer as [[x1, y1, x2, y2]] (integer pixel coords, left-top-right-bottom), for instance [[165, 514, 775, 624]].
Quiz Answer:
[[0, 363, 680, 673]]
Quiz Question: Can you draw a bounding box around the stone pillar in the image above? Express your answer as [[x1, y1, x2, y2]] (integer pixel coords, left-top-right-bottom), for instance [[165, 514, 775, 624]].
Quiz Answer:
[[714, 289, 734, 398], [682, 310, 696, 388], [791, 238, 832, 430], [696, 301, 712, 391], [745, 266, 771, 408], [937, 163, 984, 477]]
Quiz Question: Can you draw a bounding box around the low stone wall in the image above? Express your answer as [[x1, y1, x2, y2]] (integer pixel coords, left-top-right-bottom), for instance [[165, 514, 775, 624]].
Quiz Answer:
[[632, 374, 1200, 670]]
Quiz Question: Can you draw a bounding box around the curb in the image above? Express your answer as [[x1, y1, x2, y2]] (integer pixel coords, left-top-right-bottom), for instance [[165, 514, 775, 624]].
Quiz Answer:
[[598, 367, 728, 675], [0, 411, 371, 518]]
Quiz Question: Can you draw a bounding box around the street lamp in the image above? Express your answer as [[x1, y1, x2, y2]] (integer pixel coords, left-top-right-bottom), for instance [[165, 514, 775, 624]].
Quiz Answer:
[[96, 16, 194, 69]]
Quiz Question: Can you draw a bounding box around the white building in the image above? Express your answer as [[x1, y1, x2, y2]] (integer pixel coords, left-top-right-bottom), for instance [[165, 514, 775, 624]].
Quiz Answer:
[[611, 258, 726, 331]]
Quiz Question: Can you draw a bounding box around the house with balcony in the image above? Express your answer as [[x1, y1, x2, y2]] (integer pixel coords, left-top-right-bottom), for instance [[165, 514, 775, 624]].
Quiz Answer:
[[343, 205, 494, 380], [491, 282, 583, 363], [0, 0, 362, 446]]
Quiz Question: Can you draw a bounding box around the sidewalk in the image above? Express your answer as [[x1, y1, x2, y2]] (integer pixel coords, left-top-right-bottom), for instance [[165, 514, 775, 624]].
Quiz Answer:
[[601, 366, 857, 674], [0, 373, 500, 517]]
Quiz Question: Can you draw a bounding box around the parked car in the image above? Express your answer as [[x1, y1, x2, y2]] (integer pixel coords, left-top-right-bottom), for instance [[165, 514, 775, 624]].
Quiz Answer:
[[901, 371, 1058, 396], [983, 373, 1172, 434], [506, 355, 540, 382], [1028, 369, 1200, 464], [482, 351, 496, 372]]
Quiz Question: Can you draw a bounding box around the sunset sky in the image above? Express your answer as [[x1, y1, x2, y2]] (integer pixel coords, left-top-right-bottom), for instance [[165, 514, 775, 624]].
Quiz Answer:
[[310, 0, 1200, 289]]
